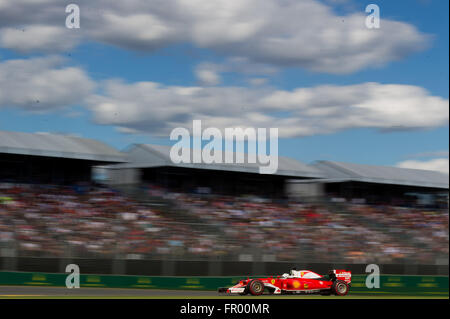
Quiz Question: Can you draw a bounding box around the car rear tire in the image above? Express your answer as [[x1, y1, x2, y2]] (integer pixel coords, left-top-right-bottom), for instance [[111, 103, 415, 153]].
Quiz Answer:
[[248, 279, 265, 296], [332, 280, 349, 296]]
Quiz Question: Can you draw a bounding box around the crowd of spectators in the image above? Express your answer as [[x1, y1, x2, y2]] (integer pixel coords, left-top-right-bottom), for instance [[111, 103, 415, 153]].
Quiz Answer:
[[0, 183, 226, 259], [0, 182, 448, 265], [160, 185, 448, 264]]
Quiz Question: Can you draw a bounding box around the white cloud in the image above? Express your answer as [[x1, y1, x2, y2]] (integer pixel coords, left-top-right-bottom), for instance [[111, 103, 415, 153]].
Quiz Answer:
[[0, 0, 430, 73], [248, 78, 268, 86], [194, 58, 277, 86], [89, 12, 177, 51], [397, 158, 449, 174], [87, 81, 449, 138], [0, 25, 79, 52], [0, 56, 95, 111], [194, 63, 222, 86]]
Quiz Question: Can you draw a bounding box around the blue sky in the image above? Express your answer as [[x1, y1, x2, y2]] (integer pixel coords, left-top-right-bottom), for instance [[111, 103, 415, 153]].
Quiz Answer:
[[0, 0, 448, 172]]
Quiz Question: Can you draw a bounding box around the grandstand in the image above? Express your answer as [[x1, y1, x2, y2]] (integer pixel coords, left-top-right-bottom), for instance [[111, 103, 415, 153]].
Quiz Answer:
[[0, 130, 448, 276], [313, 160, 449, 189], [295, 160, 448, 206], [99, 144, 448, 205], [0, 131, 125, 184], [99, 144, 325, 198]]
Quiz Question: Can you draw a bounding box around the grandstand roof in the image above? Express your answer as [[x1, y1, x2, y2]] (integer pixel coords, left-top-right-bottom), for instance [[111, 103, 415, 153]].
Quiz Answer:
[[312, 160, 449, 189], [0, 131, 126, 162], [108, 144, 325, 178]]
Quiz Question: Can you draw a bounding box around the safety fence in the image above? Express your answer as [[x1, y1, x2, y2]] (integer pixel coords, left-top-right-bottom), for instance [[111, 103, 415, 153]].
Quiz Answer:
[[0, 271, 448, 296]]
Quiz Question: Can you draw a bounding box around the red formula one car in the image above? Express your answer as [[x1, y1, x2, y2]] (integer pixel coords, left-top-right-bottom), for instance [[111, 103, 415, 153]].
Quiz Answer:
[[218, 269, 351, 296]]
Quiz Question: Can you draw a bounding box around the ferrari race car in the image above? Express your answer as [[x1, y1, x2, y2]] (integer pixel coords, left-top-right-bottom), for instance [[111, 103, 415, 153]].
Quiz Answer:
[[218, 269, 351, 296]]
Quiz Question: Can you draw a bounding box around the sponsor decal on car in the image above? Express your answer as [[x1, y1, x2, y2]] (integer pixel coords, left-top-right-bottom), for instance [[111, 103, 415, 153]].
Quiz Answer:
[[229, 287, 246, 293]]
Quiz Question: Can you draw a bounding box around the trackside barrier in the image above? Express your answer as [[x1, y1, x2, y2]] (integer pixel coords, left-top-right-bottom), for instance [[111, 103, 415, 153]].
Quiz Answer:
[[0, 271, 448, 296]]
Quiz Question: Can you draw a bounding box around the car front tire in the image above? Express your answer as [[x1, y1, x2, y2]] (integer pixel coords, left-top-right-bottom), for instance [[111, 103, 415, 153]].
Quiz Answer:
[[248, 279, 265, 296]]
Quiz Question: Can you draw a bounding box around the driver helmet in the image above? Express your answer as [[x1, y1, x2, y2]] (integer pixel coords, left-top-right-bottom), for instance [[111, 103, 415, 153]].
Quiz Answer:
[[290, 267, 299, 276]]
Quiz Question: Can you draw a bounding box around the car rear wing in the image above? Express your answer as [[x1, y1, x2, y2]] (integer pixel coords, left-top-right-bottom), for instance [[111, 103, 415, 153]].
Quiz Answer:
[[332, 269, 352, 284]]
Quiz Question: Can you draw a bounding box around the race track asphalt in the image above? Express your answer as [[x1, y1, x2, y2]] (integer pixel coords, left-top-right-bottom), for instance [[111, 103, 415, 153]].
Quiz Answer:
[[0, 285, 219, 298], [0, 285, 446, 299]]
